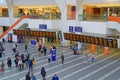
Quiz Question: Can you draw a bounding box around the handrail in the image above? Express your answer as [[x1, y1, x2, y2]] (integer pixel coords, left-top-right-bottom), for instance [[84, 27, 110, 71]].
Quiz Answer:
[[0, 15, 28, 39]]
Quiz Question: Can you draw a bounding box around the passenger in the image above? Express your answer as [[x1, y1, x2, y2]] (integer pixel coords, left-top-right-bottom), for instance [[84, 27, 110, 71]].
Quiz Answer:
[[25, 44, 28, 52], [52, 74, 59, 80], [25, 72, 31, 80], [91, 53, 95, 64], [31, 73, 36, 80], [7, 57, 12, 69], [43, 46, 47, 56], [48, 55, 51, 63], [50, 44, 53, 53], [18, 58, 23, 71], [61, 54, 64, 64], [85, 54, 89, 65], [38, 45, 42, 56], [1, 61, 5, 73], [41, 67, 46, 80]]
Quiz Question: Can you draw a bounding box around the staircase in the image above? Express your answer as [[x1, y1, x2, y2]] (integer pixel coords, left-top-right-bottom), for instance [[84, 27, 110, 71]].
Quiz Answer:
[[0, 16, 28, 40]]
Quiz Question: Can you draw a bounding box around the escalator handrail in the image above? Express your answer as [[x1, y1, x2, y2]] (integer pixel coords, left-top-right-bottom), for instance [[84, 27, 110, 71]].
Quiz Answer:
[[0, 15, 28, 39]]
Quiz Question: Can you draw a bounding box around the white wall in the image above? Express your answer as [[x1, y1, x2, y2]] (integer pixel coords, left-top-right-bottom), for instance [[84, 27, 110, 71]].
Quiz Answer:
[[66, 0, 76, 5], [81, 21, 107, 34], [0, 18, 10, 26], [13, 0, 57, 6], [28, 19, 52, 29]]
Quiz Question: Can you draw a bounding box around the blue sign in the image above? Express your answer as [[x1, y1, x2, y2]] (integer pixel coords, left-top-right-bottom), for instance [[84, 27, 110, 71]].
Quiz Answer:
[[75, 27, 82, 32], [51, 49, 56, 61], [30, 39, 37, 45], [39, 24, 47, 29], [69, 26, 73, 32]]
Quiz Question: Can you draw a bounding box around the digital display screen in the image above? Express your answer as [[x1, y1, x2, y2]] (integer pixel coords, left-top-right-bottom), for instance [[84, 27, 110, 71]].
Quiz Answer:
[[39, 31, 43, 37], [76, 35, 80, 41], [69, 34, 73, 40], [113, 39, 117, 48], [91, 36, 95, 44], [95, 37, 99, 45], [99, 38, 103, 46], [107, 39, 113, 47], [79, 35, 83, 42], [103, 38, 108, 46], [86, 36, 91, 43], [66, 33, 70, 40], [83, 35, 87, 43], [73, 34, 76, 41], [64, 33, 67, 40]]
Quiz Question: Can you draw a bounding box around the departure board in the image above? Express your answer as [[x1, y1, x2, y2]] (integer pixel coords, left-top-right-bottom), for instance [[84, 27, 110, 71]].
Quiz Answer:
[[76, 35, 80, 41], [66, 33, 70, 40], [79, 35, 83, 42], [33, 31, 36, 37], [42, 31, 46, 37], [39, 31, 43, 37], [103, 38, 108, 46], [69, 34, 73, 40], [73, 34, 76, 41], [91, 36, 95, 44], [36, 31, 39, 37], [99, 38, 103, 46], [113, 39, 117, 48], [95, 37, 99, 45], [83, 35, 87, 43], [64, 33, 67, 40], [86, 36, 91, 43], [107, 39, 113, 47], [53, 32, 56, 38]]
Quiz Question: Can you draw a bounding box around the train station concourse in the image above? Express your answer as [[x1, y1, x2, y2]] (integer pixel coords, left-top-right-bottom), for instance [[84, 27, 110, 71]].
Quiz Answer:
[[0, 0, 120, 80]]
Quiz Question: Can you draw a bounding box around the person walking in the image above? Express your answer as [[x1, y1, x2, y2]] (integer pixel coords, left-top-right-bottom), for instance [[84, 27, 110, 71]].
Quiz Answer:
[[7, 57, 12, 69], [40, 67, 46, 80], [31, 73, 36, 80], [25, 44, 28, 52], [1, 61, 5, 73], [61, 54, 64, 64], [25, 72, 31, 80], [52, 74, 59, 80], [85, 54, 89, 65]]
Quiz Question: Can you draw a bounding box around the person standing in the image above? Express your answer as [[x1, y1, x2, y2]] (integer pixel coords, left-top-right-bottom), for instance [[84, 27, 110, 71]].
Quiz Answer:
[[52, 74, 59, 80], [25, 44, 28, 52], [41, 67, 46, 80], [61, 54, 64, 64], [1, 61, 5, 73], [43, 46, 47, 56]]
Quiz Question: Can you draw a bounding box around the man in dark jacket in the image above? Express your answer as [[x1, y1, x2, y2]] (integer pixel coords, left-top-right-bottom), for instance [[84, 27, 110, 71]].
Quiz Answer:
[[52, 74, 59, 80], [25, 72, 31, 80], [61, 54, 64, 64], [41, 67, 46, 80]]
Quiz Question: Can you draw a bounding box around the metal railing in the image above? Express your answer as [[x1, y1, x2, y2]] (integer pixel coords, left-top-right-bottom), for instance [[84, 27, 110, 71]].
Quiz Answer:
[[78, 14, 107, 21]]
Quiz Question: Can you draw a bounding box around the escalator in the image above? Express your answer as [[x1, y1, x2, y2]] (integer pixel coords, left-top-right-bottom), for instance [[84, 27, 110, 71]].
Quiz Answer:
[[0, 15, 28, 40]]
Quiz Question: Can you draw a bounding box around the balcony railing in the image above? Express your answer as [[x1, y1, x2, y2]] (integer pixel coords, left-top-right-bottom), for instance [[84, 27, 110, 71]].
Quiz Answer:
[[14, 13, 61, 20], [78, 15, 107, 21]]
